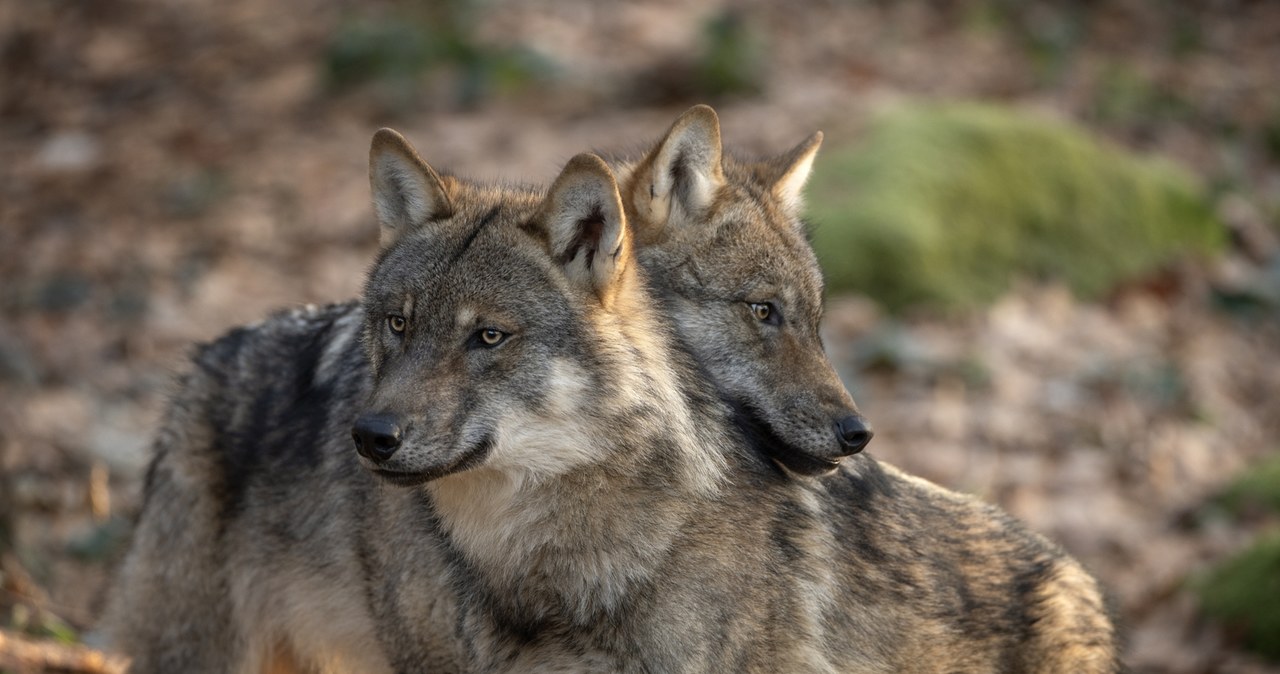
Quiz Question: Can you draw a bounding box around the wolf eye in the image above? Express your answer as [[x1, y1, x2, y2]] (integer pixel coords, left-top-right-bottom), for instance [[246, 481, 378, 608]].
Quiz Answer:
[[387, 314, 407, 334], [748, 302, 782, 326], [473, 328, 507, 348]]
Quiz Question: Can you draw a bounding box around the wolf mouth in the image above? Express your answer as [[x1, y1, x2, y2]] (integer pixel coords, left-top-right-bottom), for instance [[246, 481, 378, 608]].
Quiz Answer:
[[729, 399, 841, 476], [369, 434, 495, 486]]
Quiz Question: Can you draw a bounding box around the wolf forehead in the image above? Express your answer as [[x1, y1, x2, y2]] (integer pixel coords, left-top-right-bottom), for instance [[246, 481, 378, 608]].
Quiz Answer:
[[656, 221, 826, 325], [362, 201, 576, 321]]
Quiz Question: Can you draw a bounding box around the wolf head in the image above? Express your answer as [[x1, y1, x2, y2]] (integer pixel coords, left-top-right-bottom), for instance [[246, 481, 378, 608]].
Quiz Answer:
[[353, 130, 712, 490], [619, 105, 872, 476]]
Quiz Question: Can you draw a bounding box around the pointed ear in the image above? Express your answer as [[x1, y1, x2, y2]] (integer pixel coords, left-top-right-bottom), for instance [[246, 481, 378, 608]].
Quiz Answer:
[[369, 128, 454, 248], [627, 104, 726, 242], [767, 131, 822, 217], [531, 153, 631, 306]]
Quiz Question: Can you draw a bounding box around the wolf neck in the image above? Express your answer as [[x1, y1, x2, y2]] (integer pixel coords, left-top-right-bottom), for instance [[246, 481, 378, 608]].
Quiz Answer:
[[427, 285, 730, 625]]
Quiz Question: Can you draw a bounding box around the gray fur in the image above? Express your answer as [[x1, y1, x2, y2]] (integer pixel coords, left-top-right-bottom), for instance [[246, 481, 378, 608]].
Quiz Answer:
[[103, 116, 1118, 673], [615, 105, 872, 475]]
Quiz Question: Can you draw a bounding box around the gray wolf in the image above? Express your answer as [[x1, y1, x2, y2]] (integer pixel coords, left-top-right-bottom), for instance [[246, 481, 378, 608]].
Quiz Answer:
[[613, 104, 872, 475], [103, 127, 1117, 672], [103, 104, 876, 672]]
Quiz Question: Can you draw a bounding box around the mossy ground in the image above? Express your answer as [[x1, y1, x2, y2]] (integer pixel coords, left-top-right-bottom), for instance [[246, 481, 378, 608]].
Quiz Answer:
[[1195, 452, 1280, 662], [806, 104, 1225, 312], [1195, 531, 1280, 660], [1217, 452, 1280, 518]]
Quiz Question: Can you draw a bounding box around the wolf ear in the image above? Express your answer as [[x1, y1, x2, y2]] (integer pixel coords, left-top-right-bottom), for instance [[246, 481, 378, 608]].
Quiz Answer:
[[369, 128, 454, 248], [628, 104, 726, 243], [531, 153, 631, 307], [765, 131, 822, 218]]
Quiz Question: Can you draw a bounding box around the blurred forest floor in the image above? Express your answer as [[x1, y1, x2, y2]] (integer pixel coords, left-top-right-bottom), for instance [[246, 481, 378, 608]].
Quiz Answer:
[[2, 1, 1279, 672]]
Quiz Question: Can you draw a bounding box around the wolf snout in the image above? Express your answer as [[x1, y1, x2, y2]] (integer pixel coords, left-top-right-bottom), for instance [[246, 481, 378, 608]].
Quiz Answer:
[[352, 412, 404, 462], [834, 415, 873, 455]]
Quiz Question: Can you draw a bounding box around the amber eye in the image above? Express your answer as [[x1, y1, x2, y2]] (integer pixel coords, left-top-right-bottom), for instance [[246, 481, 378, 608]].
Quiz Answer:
[[479, 328, 505, 346], [748, 301, 783, 326], [387, 314, 407, 334]]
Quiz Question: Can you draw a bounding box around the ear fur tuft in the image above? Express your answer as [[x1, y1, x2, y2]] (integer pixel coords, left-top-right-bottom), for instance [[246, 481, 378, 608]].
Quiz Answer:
[[768, 130, 823, 217], [369, 128, 453, 248]]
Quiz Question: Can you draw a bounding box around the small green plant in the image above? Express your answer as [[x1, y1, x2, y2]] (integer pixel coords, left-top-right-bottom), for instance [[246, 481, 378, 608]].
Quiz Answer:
[[6, 602, 80, 645], [322, 0, 552, 110], [1194, 452, 1280, 661], [324, 17, 436, 89], [1218, 452, 1280, 517], [1264, 107, 1280, 166], [806, 103, 1224, 311], [963, 1, 1083, 86], [1091, 63, 1192, 128], [1195, 532, 1280, 661], [694, 9, 764, 99]]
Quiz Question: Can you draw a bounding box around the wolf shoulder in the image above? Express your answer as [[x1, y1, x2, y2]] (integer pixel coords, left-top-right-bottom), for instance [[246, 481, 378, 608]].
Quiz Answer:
[[650, 452, 1118, 672], [817, 457, 1119, 671]]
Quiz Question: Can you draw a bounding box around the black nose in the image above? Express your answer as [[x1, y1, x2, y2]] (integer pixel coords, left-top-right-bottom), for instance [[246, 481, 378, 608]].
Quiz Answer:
[[835, 415, 873, 454], [352, 413, 403, 462]]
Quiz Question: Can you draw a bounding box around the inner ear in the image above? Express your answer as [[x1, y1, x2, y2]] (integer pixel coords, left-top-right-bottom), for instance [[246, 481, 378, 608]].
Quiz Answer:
[[628, 105, 726, 242], [560, 209, 609, 268], [534, 153, 631, 305]]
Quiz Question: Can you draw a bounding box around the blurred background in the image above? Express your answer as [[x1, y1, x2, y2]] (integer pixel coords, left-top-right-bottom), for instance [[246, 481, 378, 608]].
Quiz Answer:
[[1, 0, 1279, 671]]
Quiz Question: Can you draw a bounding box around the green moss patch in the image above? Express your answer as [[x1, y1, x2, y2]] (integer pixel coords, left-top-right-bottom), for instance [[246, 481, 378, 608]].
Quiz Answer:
[[807, 103, 1224, 311], [1195, 532, 1280, 660], [1218, 452, 1280, 518]]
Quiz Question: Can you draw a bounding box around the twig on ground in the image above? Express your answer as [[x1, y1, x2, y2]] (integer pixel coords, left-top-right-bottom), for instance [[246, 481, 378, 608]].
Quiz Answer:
[[0, 629, 128, 674]]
